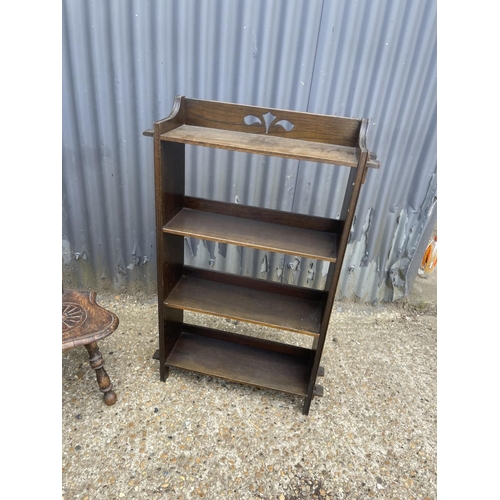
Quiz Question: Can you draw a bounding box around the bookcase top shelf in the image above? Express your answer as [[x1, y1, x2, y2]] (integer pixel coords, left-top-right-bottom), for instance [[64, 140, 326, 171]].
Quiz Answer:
[[143, 96, 379, 169], [163, 125, 376, 167]]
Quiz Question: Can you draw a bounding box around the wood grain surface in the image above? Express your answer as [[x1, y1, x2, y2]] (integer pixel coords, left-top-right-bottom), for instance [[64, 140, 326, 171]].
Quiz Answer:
[[163, 208, 338, 262], [165, 275, 324, 336], [162, 125, 362, 167]]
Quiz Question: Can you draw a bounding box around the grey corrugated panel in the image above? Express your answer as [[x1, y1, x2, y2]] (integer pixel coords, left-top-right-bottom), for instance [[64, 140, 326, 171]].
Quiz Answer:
[[297, 0, 437, 301], [62, 0, 436, 302]]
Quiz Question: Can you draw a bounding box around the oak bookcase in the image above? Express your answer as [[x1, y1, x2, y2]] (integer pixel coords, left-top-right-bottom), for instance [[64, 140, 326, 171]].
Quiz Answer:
[[144, 96, 379, 414]]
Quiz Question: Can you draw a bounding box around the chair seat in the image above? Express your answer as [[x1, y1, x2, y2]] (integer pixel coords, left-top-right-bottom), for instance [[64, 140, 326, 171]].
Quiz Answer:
[[62, 290, 119, 351]]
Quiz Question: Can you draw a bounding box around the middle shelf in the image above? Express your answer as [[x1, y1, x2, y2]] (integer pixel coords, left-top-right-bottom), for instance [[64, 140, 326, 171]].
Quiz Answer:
[[163, 197, 340, 262], [165, 267, 327, 336]]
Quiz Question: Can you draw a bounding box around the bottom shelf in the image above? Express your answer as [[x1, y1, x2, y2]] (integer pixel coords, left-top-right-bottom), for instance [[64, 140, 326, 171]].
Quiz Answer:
[[157, 324, 313, 397]]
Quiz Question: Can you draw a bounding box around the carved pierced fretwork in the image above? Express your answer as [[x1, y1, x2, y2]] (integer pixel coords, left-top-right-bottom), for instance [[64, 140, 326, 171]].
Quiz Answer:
[[244, 111, 294, 134]]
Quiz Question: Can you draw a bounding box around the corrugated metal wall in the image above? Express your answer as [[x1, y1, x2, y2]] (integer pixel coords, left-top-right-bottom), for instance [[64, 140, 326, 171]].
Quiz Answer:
[[62, 0, 437, 302]]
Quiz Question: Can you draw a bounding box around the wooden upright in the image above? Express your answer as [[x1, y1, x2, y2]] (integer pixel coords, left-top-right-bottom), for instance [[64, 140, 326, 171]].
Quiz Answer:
[[144, 96, 379, 415]]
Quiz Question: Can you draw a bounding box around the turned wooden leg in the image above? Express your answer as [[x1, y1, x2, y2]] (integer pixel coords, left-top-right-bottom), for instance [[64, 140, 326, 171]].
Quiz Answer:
[[84, 341, 117, 406]]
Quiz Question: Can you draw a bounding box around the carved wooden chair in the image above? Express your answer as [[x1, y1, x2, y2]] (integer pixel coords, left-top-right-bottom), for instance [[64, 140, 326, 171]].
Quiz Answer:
[[62, 289, 119, 405]]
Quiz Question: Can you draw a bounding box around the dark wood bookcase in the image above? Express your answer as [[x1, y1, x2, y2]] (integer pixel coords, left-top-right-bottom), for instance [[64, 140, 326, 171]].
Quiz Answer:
[[144, 96, 379, 414]]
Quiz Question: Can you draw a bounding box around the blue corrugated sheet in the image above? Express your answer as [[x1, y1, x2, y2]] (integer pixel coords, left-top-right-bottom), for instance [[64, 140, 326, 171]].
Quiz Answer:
[[62, 0, 437, 302]]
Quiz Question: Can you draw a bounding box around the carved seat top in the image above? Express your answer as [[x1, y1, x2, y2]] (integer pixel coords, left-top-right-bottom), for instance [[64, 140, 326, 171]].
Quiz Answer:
[[62, 290, 119, 351]]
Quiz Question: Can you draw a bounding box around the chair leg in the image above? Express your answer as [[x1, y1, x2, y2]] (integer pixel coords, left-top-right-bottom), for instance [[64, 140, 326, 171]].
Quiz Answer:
[[84, 341, 117, 406]]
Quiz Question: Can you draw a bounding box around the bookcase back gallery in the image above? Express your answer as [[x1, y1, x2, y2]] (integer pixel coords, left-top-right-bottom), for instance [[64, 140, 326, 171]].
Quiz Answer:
[[143, 96, 379, 415]]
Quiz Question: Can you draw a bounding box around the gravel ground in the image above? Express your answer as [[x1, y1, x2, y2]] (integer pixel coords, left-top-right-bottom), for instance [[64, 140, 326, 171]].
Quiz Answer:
[[62, 276, 436, 500]]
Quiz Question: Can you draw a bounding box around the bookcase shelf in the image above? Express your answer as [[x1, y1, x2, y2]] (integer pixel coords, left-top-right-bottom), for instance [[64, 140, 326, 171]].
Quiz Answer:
[[144, 96, 378, 415], [165, 271, 325, 337], [163, 208, 339, 262], [160, 124, 378, 168], [163, 324, 312, 397]]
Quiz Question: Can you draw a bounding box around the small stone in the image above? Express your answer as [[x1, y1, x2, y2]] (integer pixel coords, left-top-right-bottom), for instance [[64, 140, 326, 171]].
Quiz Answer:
[[404, 478, 414, 488], [154, 408, 159, 413], [75, 414, 82, 419], [75, 445, 81, 450]]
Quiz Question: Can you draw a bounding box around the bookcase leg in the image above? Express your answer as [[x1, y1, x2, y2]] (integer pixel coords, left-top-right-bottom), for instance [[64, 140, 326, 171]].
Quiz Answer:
[[154, 127, 185, 383], [158, 324, 169, 381], [160, 306, 183, 381], [160, 365, 170, 382], [152, 349, 170, 381], [302, 392, 313, 415], [302, 376, 325, 414]]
